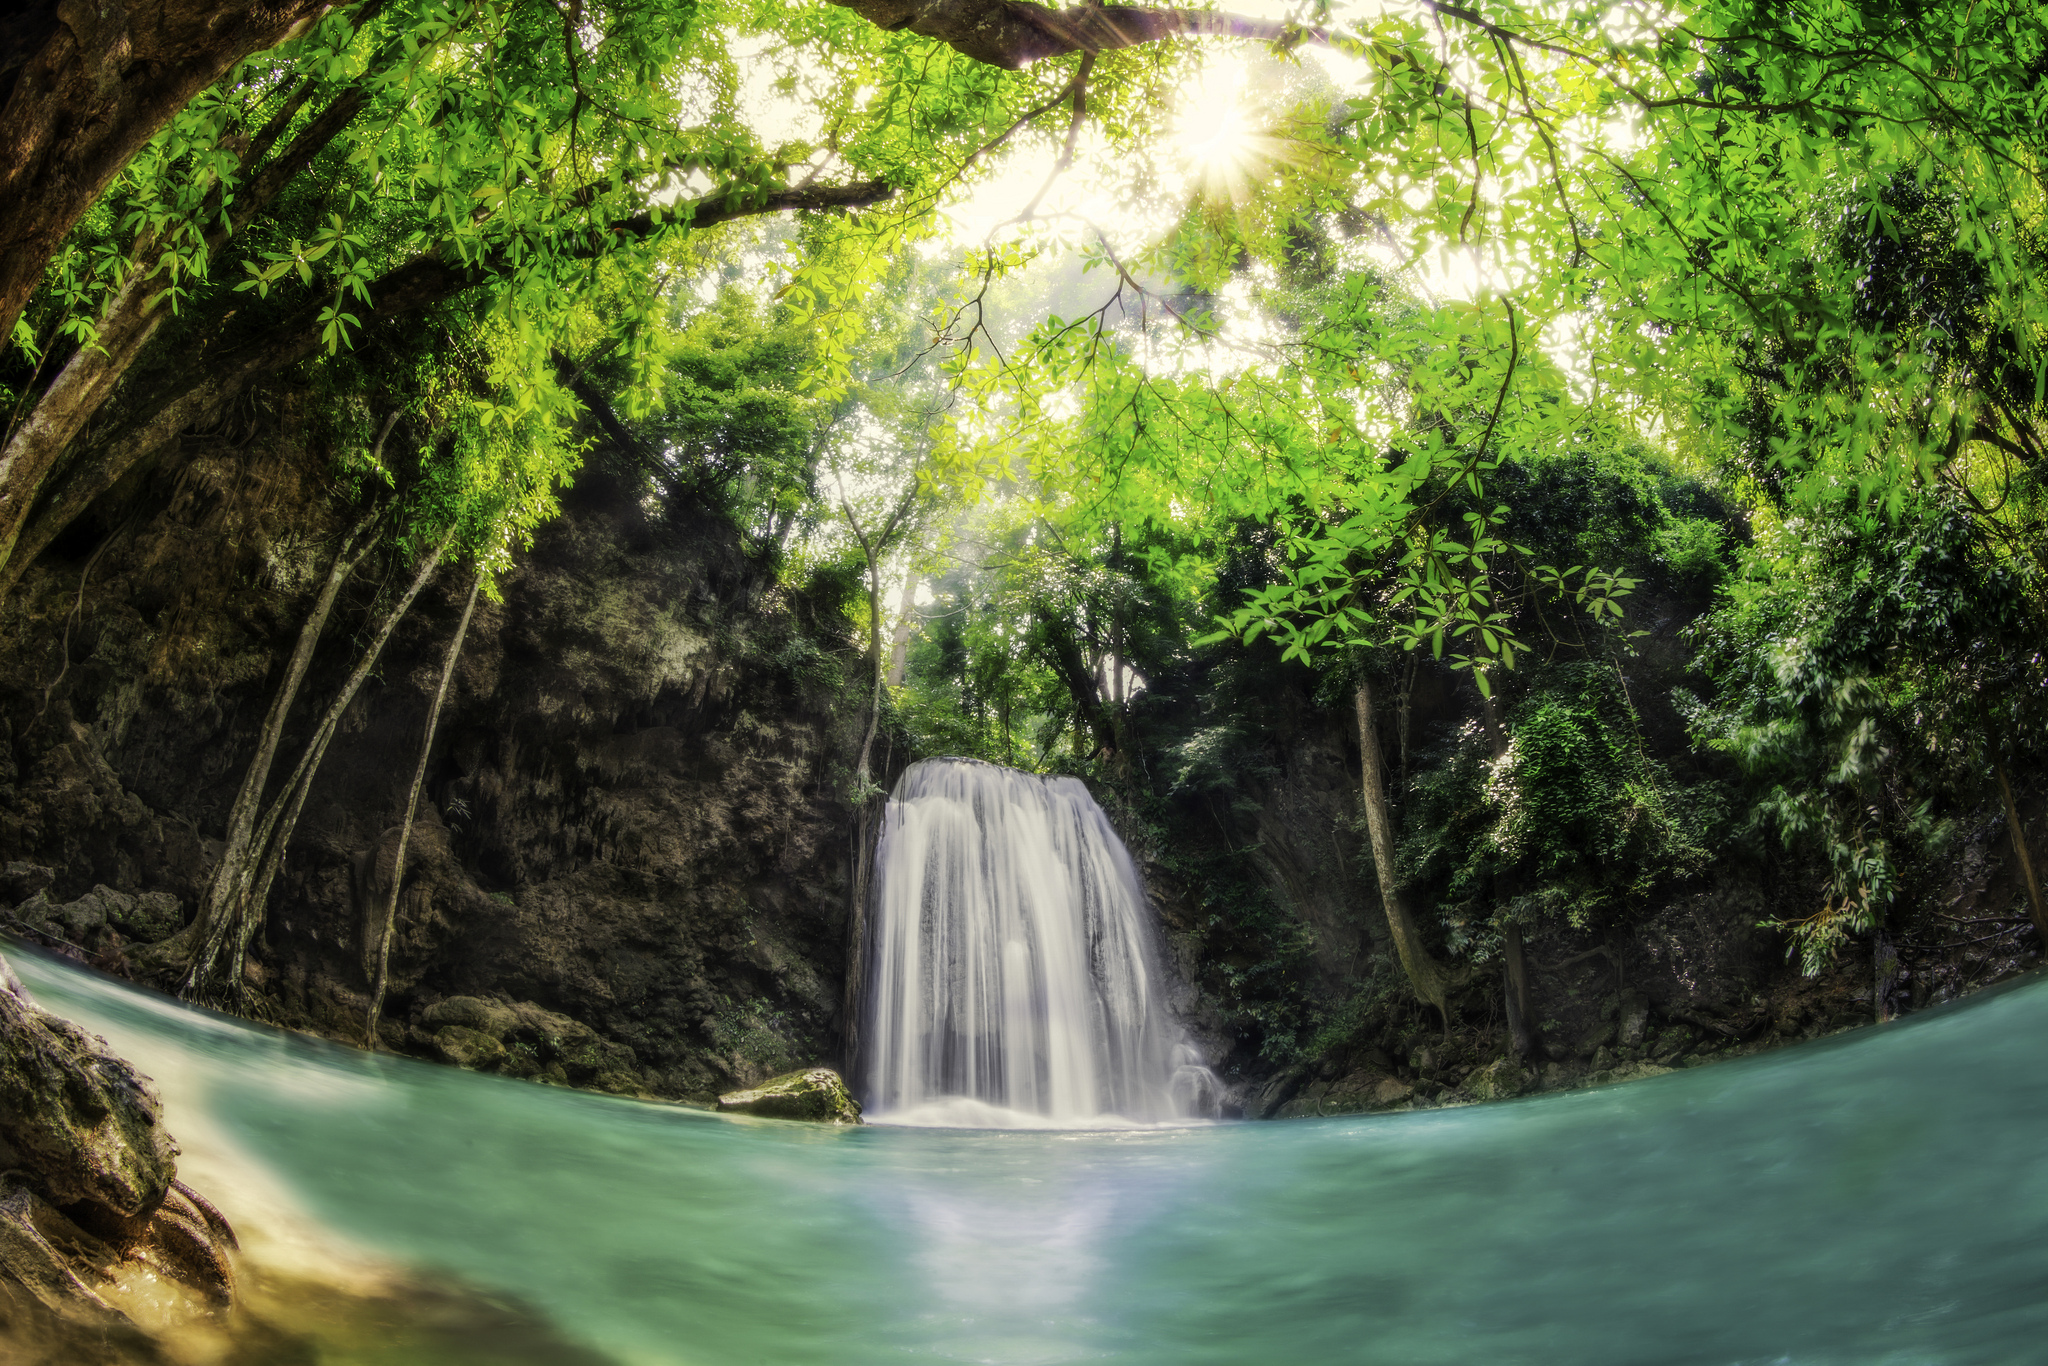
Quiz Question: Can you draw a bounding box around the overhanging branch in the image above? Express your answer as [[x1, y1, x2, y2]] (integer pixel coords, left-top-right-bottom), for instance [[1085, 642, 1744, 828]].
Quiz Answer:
[[829, 0, 1325, 69]]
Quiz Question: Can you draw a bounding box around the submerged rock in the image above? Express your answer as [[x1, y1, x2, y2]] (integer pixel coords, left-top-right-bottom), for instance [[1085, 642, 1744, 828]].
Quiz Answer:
[[716, 1068, 862, 1124]]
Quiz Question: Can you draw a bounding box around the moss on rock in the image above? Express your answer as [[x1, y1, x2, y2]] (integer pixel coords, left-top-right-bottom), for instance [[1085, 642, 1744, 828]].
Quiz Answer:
[[715, 1067, 861, 1124]]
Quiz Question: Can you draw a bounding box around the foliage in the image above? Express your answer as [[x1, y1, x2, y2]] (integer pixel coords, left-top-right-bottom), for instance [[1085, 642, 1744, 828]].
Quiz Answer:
[[1408, 664, 1721, 952], [1685, 492, 2040, 973]]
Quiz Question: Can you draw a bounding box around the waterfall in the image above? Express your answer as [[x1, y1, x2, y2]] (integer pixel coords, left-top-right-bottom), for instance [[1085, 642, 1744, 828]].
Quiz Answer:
[[859, 757, 1219, 1126]]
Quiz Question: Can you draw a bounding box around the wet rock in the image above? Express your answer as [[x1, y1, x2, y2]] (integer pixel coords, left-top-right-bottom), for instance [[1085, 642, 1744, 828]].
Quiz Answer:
[[1587, 1060, 1675, 1087], [108, 891, 181, 945], [1370, 1076, 1415, 1108], [420, 995, 521, 1039], [0, 976, 174, 1217], [1465, 1058, 1529, 1101], [5, 885, 180, 955], [1248, 1065, 1307, 1119], [1575, 1019, 1616, 1058], [430, 1025, 506, 1070], [1314, 1070, 1382, 1115], [0, 950, 236, 1335], [716, 1067, 862, 1123], [416, 995, 638, 1090]]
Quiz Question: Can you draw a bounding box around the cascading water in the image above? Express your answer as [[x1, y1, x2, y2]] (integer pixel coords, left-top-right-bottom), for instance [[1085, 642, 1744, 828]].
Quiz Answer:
[[859, 757, 1219, 1126]]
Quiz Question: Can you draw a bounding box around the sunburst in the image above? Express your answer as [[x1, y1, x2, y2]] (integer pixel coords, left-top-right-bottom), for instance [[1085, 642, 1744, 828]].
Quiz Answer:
[[1171, 65, 1286, 207]]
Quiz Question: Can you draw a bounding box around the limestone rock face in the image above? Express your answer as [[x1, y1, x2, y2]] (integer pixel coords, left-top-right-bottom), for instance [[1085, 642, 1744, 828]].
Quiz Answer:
[[0, 462, 864, 1105], [716, 1067, 862, 1124]]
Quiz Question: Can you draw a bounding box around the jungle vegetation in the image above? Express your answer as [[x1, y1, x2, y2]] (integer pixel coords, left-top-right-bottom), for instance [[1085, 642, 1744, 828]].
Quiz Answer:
[[1, 0, 2043, 1043]]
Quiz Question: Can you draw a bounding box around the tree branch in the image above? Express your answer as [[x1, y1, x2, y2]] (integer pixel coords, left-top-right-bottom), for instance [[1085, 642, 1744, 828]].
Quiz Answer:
[[828, 0, 1324, 69]]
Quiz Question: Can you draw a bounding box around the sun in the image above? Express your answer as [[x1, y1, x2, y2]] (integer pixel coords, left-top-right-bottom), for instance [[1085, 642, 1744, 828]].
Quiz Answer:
[[1170, 61, 1282, 205]]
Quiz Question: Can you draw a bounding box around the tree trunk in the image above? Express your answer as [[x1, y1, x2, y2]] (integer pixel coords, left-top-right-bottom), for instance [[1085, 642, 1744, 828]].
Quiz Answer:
[[1475, 677, 1534, 1057], [1354, 678, 1457, 1020], [0, 78, 376, 589], [855, 556, 886, 787], [159, 523, 454, 1001], [1995, 758, 2048, 947], [885, 571, 918, 689], [365, 571, 480, 1047], [0, 0, 352, 351], [823, 0, 1324, 69], [183, 502, 381, 972], [1041, 611, 1117, 756], [1503, 921, 1533, 1059]]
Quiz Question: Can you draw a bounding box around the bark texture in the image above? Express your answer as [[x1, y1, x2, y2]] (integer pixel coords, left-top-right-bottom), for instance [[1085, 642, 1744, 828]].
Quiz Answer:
[[158, 522, 452, 1000], [1995, 759, 2048, 946], [825, 0, 1320, 68]]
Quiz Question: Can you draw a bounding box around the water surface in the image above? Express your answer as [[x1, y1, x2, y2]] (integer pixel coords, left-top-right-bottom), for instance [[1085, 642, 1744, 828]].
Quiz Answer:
[[12, 946, 2047, 1365]]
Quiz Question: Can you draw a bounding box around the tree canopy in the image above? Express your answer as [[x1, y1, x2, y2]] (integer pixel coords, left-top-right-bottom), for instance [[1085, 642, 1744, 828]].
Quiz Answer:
[[3, 0, 2044, 1008]]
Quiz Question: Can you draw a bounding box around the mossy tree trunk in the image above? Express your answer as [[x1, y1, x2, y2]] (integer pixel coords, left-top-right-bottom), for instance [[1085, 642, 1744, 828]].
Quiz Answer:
[[1994, 758, 2048, 947], [1354, 677, 1459, 1024]]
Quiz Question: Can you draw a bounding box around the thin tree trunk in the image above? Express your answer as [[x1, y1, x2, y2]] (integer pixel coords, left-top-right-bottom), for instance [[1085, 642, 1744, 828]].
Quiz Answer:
[[1995, 758, 2048, 947], [366, 572, 480, 1047], [1355, 678, 1456, 1022], [855, 556, 885, 786], [885, 571, 917, 689], [841, 545, 887, 1091], [164, 523, 455, 1000], [1475, 678, 1534, 1057], [1397, 652, 1417, 793], [1503, 921, 1533, 1059], [184, 488, 389, 971]]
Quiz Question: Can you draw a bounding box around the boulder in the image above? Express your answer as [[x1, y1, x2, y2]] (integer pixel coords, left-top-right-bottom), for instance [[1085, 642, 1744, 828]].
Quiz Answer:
[[0, 977, 175, 1217], [1465, 1058, 1530, 1102], [1371, 1076, 1416, 1108], [416, 996, 639, 1091], [0, 950, 237, 1333], [420, 995, 522, 1039], [110, 891, 182, 945], [428, 1025, 505, 1070], [1247, 1065, 1307, 1119], [716, 1068, 862, 1124]]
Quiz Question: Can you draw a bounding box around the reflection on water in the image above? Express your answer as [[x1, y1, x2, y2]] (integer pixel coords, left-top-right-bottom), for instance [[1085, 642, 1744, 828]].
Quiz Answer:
[[11, 944, 2048, 1365]]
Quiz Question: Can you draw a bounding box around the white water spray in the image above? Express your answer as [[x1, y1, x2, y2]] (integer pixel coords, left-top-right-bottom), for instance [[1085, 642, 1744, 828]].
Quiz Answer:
[[860, 758, 1219, 1127]]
